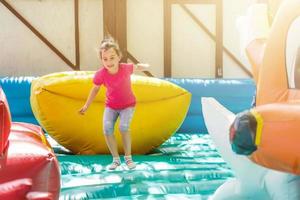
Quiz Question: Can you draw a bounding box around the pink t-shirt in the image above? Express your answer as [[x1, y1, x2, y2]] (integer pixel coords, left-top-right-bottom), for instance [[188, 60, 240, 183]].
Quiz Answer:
[[93, 63, 136, 109]]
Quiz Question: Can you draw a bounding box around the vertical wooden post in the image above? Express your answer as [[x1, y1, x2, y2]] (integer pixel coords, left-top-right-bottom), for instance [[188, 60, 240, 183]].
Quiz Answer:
[[74, 0, 80, 70], [164, 0, 172, 77], [103, 0, 127, 62], [215, 0, 223, 78]]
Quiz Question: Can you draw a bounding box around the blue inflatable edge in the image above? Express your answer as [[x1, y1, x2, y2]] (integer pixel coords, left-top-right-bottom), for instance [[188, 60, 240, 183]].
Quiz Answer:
[[165, 78, 256, 133], [0, 76, 256, 133]]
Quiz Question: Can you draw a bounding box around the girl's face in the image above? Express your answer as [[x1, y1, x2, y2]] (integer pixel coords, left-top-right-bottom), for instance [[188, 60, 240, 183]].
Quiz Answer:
[[101, 48, 121, 72]]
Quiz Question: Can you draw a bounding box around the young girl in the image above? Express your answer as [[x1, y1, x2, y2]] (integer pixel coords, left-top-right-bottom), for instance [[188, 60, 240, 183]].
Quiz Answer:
[[79, 37, 149, 170]]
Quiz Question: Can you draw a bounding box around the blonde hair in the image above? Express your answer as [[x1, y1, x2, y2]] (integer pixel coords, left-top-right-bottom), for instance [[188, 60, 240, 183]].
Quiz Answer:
[[98, 37, 122, 59]]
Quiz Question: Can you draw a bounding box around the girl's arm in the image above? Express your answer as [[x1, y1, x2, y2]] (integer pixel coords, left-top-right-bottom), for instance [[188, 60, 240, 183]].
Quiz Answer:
[[134, 63, 150, 71], [78, 85, 100, 114]]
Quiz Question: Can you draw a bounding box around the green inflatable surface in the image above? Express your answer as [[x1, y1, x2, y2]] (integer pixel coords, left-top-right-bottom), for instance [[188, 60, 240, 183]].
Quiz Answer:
[[54, 133, 233, 200]]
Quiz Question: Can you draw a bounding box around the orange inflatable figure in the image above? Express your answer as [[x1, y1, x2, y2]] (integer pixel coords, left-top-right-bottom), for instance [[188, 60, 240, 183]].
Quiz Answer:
[[231, 0, 300, 174]]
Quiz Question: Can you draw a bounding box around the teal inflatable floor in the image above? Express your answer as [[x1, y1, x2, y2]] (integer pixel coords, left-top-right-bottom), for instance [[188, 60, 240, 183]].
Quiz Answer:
[[55, 133, 234, 200]]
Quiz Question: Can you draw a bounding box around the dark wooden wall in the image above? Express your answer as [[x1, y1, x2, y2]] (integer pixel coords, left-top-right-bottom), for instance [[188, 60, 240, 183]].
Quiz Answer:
[[103, 0, 127, 62]]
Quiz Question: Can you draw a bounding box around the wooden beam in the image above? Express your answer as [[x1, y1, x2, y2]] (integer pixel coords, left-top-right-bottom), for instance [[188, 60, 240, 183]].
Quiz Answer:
[[103, 0, 127, 62], [103, 0, 115, 36], [164, 0, 172, 77], [0, 0, 78, 70], [116, 0, 127, 62], [215, 0, 223, 78], [74, 0, 80, 70]]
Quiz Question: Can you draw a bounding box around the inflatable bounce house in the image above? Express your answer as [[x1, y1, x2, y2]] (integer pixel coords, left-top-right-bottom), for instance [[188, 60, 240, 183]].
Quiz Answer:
[[1, 0, 300, 199], [1, 73, 257, 199], [0, 86, 60, 199]]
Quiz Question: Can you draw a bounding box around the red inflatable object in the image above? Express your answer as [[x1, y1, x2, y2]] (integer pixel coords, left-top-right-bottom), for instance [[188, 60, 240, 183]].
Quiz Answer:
[[0, 88, 60, 199], [0, 89, 11, 154], [26, 191, 53, 200], [0, 178, 32, 200]]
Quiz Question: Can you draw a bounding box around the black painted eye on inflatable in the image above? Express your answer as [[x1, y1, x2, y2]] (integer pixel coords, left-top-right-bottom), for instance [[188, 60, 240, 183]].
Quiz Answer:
[[229, 111, 257, 155]]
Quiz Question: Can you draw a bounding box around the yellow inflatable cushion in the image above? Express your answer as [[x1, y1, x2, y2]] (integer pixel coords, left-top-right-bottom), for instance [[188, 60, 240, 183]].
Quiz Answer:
[[30, 71, 191, 154]]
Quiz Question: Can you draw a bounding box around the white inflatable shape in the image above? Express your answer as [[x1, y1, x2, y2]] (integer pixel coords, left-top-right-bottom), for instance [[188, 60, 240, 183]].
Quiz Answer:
[[202, 97, 300, 200], [286, 16, 300, 88], [236, 3, 270, 56]]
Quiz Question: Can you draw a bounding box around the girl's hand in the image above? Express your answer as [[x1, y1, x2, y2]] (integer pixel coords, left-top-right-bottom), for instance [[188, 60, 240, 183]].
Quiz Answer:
[[136, 63, 150, 71], [78, 105, 88, 115]]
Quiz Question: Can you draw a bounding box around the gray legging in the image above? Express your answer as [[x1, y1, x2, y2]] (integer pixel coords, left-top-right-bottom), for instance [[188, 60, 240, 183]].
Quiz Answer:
[[103, 106, 135, 135]]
